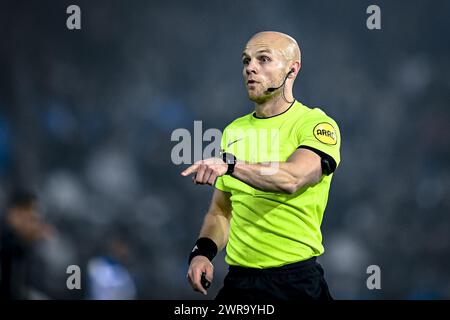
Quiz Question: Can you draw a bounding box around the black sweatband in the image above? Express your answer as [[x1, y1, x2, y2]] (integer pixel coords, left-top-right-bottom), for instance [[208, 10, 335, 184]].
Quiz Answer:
[[188, 237, 218, 266]]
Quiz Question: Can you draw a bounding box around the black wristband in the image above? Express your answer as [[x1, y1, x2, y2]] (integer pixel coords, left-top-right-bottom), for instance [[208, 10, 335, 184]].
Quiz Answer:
[[188, 237, 218, 266]]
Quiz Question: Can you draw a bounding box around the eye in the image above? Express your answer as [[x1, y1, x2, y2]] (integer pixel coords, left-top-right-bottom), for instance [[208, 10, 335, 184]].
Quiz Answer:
[[242, 58, 250, 65], [259, 55, 271, 63]]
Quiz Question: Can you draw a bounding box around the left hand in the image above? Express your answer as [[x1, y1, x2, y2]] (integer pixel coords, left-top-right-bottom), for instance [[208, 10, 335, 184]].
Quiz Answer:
[[181, 158, 228, 185]]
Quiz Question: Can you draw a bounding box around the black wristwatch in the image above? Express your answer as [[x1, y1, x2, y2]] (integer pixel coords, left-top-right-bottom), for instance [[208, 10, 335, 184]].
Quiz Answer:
[[222, 152, 236, 175]]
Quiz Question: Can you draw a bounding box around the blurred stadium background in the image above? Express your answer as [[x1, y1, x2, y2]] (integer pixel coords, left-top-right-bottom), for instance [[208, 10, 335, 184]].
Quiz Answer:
[[0, 0, 449, 299]]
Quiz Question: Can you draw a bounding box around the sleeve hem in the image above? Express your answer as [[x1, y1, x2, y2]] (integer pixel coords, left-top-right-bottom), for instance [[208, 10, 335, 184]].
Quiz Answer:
[[297, 145, 337, 175]]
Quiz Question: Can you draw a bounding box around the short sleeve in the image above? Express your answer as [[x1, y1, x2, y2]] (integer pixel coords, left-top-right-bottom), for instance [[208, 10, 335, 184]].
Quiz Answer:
[[296, 109, 341, 172]]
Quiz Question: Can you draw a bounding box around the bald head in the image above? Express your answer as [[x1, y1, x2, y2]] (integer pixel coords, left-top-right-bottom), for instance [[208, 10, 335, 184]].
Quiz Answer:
[[246, 31, 301, 64], [242, 31, 301, 104]]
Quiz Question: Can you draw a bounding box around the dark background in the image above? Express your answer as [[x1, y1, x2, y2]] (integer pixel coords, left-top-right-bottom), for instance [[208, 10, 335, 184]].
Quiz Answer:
[[0, 0, 449, 299]]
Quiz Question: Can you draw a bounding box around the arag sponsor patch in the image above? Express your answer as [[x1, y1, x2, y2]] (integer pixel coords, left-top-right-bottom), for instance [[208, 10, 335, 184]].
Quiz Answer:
[[313, 122, 337, 145]]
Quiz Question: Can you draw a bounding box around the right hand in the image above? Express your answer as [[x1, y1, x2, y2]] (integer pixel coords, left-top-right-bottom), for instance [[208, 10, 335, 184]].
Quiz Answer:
[[187, 255, 214, 295]]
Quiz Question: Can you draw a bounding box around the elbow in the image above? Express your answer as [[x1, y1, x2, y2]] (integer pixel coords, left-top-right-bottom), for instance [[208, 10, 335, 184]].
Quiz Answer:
[[281, 180, 302, 194], [277, 171, 303, 193], [280, 164, 323, 194], [282, 174, 320, 194], [283, 184, 298, 194]]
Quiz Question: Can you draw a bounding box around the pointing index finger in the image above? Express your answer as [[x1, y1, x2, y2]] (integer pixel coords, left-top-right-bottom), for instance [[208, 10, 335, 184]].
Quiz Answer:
[[181, 164, 199, 176]]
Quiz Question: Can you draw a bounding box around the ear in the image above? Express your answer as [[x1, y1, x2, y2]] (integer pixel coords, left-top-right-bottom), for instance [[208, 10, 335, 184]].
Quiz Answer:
[[289, 61, 301, 77]]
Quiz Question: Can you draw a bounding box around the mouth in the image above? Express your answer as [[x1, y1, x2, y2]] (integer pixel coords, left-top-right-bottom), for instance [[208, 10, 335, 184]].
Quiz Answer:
[[247, 80, 258, 85]]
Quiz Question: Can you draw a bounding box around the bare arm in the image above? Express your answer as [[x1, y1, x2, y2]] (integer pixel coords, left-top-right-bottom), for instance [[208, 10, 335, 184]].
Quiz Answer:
[[181, 148, 323, 195], [198, 188, 232, 251], [187, 188, 231, 295], [231, 148, 323, 194]]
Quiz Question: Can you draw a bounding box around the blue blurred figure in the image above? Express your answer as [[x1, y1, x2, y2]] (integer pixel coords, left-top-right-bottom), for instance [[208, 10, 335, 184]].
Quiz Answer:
[[86, 231, 137, 300]]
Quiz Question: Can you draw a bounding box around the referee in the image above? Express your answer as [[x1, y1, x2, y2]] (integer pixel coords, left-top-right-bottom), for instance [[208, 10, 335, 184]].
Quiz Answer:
[[181, 31, 341, 300]]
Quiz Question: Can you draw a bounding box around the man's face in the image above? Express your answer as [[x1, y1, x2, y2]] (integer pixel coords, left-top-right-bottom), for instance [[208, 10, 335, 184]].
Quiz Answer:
[[6, 204, 47, 243], [242, 37, 289, 103]]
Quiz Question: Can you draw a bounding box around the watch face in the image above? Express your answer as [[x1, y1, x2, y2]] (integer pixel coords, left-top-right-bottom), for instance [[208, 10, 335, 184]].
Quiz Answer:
[[223, 153, 235, 164]]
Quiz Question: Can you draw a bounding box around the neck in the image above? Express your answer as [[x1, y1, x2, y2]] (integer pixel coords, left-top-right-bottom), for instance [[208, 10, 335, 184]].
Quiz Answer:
[[254, 93, 295, 118]]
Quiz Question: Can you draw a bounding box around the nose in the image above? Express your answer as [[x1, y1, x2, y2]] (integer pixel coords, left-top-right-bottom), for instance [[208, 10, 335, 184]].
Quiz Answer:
[[245, 60, 258, 75]]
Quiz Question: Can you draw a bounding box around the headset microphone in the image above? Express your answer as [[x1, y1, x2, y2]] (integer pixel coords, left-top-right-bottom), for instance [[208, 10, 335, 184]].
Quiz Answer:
[[266, 68, 295, 93]]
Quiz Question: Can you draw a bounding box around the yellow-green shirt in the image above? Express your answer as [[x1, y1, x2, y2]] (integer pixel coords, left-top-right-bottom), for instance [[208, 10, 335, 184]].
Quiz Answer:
[[215, 100, 341, 268]]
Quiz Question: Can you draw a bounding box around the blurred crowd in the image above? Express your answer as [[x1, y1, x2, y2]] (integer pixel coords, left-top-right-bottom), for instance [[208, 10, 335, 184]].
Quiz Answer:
[[0, 0, 449, 299]]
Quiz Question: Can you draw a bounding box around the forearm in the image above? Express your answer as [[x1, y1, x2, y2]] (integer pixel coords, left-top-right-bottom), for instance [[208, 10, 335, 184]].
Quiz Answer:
[[199, 210, 230, 252], [232, 160, 320, 194]]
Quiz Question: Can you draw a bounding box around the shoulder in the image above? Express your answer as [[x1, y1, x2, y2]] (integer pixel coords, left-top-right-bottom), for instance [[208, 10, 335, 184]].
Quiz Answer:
[[223, 112, 253, 131], [299, 103, 340, 129], [300, 101, 337, 122], [295, 102, 341, 146]]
